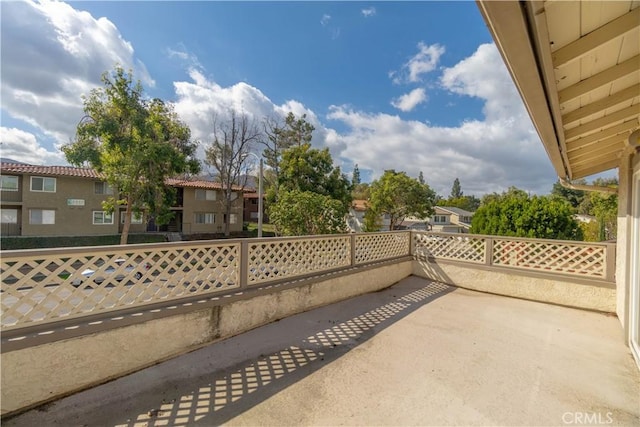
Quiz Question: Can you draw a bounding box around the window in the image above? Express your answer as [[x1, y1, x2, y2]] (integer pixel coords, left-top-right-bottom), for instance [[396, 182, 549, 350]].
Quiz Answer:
[[230, 213, 237, 224], [93, 211, 114, 225], [120, 212, 143, 224], [195, 212, 215, 224], [30, 176, 56, 192], [0, 175, 18, 191], [29, 209, 55, 224], [195, 189, 216, 200], [94, 181, 114, 195], [1, 209, 18, 224], [434, 215, 448, 223]]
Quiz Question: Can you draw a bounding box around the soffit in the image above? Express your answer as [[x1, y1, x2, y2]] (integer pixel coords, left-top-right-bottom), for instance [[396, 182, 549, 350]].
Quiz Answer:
[[478, 0, 640, 180]]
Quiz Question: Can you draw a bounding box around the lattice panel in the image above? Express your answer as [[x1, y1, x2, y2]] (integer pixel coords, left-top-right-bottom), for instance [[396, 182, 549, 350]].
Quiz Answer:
[[492, 239, 606, 278], [412, 232, 486, 264], [354, 232, 410, 265], [1, 243, 240, 330], [247, 236, 351, 285]]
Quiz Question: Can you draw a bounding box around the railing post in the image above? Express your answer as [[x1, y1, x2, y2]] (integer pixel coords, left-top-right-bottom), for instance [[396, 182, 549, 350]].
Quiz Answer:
[[409, 231, 415, 257], [351, 233, 357, 267], [605, 243, 616, 282], [240, 240, 249, 288], [484, 237, 493, 266]]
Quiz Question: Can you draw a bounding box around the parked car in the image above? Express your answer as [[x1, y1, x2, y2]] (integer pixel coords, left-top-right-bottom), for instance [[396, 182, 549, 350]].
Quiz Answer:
[[71, 259, 149, 286]]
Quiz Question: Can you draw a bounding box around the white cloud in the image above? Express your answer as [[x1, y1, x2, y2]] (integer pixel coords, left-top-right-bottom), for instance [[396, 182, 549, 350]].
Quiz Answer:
[[361, 7, 376, 17], [327, 43, 555, 196], [440, 43, 524, 122], [0, 0, 152, 161], [391, 88, 427, 112], [321, 14, 331, 26], [391, 42, 445, 84], [0, 127, 66, 165]]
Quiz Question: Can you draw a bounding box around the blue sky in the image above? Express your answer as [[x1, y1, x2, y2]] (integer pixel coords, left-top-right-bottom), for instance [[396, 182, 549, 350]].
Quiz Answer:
[[1, 0, 579, 197]]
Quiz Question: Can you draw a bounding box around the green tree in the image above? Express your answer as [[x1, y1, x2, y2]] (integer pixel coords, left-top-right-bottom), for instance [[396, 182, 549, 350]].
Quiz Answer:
[[367, 170, 436, 231], [418, 171, 425, 185], [470, 188, 582, 240], [440, 195, 481, 212], [63, 66, 200, 244], [450, 178, 463, 199], [260, 112, 315, 202], [205, 109, 261, 236], [278, 143, 352, 209], [352, 164, 361, 186], [269, 190, 347, 236], [551, 179, 586, 208], [352, 182, 370, 200], [269, 142, 351, 235]]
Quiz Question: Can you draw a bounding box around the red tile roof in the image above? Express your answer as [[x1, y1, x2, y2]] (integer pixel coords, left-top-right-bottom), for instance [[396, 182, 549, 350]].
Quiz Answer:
[[351, 199, 369, 211], [0, 163, 104, 178], [0, 163, 247, 191]]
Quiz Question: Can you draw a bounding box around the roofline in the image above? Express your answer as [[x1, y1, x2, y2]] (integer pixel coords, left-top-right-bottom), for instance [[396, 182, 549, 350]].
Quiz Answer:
[[476, 0, 569, 179]]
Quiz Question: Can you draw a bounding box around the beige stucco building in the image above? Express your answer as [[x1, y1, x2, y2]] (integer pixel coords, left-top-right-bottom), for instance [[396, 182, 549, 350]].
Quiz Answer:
[[0, 163, 244, 237]]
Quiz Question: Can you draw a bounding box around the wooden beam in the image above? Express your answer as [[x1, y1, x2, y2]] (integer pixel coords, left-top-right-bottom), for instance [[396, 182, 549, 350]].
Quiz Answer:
[[558, 55, 639, 104], [564, 105, 640, 140], [567, 134, 625, 165], [553, 8, 640, 67], [572, 158, 620, 179], [565, 119, 639, 152], [562, 84, 640, 125]]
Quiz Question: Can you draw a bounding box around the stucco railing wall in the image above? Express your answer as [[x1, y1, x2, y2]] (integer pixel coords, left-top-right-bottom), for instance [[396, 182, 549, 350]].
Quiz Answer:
[[1, 232, 411, 332], [0, 231, 617, 416], [411, 231, 616, 312]]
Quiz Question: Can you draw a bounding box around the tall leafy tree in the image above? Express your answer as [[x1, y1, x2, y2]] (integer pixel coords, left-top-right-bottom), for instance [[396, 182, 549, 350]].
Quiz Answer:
[[352, 164, 361, 186], [278, 143, 352, 209], [450, 177, 463, 199], [260, 112, 314, 202], [63, 66, 200, 244], [470, 188, 582, 240], [270, 142, 351, 235], [551, 179, 586, 209], [205, 109, 262, 236], [366, 170, 436, 231], [269, 190, 347, 236]]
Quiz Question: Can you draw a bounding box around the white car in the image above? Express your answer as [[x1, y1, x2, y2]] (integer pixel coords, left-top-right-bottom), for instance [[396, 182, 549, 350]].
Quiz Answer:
[[72, 259, 148, 286]]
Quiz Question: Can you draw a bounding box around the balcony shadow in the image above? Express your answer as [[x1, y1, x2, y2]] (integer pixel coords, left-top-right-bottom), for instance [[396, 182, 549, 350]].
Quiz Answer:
[[6, 277, 455, 427]]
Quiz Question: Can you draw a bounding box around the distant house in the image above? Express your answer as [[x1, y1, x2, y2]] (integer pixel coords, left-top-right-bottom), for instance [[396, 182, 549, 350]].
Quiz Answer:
[[0, 163, 245, 237], [429, 206, 474, 233], [347, 199, 394, 232], [243, 192, 268, 223]]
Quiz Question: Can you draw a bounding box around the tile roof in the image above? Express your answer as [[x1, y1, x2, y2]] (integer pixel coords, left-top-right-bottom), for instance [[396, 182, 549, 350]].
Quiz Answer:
[[351, 199, 369, 211], [0, 163, 247, 191], [0, 163, 104, 179]]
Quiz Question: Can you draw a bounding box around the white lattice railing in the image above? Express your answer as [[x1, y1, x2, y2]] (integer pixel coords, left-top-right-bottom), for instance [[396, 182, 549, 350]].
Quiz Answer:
[[1, 232, 411, 331], [412, 231, 615, 281], [355, 232, 411, 265], [246, 235, 351, 286]]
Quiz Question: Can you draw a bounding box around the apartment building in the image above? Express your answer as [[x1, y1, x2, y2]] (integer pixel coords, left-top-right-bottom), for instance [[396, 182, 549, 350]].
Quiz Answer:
[[0, 163, 244, 237]]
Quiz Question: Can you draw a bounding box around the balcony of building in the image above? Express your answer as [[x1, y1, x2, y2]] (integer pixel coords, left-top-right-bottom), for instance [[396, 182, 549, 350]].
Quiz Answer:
[[1, 231, 638, 425]]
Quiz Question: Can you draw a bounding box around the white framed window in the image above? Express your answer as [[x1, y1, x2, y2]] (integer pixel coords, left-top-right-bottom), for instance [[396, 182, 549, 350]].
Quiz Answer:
[[94, 181, 114, 195], [1, 209, 18, 224], [29, 209, 55, 224], [195, 212, 215, 224], [30, 176, 56, 192], [120, 212, 143, 224], [93, 211, 114, 225], [195, 189, 216, 200], [0, 175, 18, 191], [230, 213, 237, 224]]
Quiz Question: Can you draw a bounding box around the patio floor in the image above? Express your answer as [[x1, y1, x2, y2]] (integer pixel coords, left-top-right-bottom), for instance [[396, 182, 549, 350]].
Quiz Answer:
[[4, 276, 639, 426]]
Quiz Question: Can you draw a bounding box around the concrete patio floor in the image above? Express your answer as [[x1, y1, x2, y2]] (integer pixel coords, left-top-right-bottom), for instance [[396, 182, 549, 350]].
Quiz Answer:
[[4, 276, 639, 426]]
